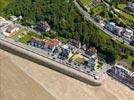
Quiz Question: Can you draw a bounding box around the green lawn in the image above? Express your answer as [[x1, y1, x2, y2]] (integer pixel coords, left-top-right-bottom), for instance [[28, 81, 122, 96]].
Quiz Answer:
[[20, 34, 32, 44], [90, 3, 109, 18], [118, 11, 134, 28], [19, 32, 43, 44], [115, 4, 134, 28], [80, 0, 92, 6], [128, 55, 134, 62], [120, 11, 134, 21], [0, 0, 14, 10], [99, 28, 111, 40], [90, 4, 104, 15], [117, 3, 127, 10], [116, 40, 134, 51]]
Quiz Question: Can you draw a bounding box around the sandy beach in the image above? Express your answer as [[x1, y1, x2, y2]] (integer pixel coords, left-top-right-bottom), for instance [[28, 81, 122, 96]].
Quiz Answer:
[[0, 49, 134, 100], [0, 50, 56, 100]]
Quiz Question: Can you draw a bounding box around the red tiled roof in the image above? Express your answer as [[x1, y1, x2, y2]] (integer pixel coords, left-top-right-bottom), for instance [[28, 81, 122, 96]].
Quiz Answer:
[[44, 41, 50, 47], [31, 36, 61, 48], [87, 47, 97, 53], [44, 39, 61, 47]]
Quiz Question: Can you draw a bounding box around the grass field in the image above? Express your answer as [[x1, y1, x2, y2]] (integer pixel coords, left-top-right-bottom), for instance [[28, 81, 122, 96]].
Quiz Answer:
[[120, 11, 134, 21], [90, 3, 110, 20], [118, 10, 134, 29], [80, 0, 92, 6], [117, 4, 127, 10], [128, 55, 134, 62], [117, 4, 134, 21], [91, 4, 105, 14], [116, 3, 134, 28], [20, 34, 32, 43], [0, 0, 14, 10]]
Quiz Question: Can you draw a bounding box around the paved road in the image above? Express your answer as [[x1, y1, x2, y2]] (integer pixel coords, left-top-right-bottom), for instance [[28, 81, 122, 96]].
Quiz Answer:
[[74, 0, 134, 49]]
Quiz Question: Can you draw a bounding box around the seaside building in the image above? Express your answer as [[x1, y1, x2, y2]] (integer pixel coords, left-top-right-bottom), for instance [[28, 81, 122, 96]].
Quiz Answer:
[[38, 21, 51, 33], [105, 22, 124, 36], [4, 25, 20, 36], [127, 3, 134, 13], [122, 28, 134, 42], [85, 47, 98, 71], [44, 39, 61, 50], [28, 38, 45, 49], [28, 37, 61, 51], [85, 47, 97, 56], [105, 22, 116, 33], [69, 39, 81, 48], [6, 25, 19, 33], [58, 45, 72, 60], [114, 26, 124, 36], [110, 64, 134, 85]]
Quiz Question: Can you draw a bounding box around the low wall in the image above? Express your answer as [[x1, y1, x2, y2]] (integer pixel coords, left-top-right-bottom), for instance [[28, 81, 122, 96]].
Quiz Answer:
[[0, 39, 102, 86]]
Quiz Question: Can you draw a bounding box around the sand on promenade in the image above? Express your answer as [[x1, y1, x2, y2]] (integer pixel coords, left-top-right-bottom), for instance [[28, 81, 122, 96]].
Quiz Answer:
[[0, 49, 134, 100]]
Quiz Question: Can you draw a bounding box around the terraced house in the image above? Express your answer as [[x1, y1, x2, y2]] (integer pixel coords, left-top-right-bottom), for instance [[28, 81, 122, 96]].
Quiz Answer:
[[127, 3, 134, 13], [109, 64, 134, 89]]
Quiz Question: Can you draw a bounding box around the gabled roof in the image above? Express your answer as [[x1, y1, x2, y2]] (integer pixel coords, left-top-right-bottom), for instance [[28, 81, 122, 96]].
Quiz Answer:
[[44, 39, 61, 48], [6, 25, 16, 33], [124, 28, 133, 36], [87, 47, 97, 53]]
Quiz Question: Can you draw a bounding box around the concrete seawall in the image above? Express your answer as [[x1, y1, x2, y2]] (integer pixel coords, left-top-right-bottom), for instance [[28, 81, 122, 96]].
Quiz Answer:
[[0, 39, 102, 86]]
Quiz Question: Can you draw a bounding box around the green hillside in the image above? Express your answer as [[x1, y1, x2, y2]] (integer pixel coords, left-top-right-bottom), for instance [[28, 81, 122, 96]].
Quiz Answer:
[[80, 0, 92, 6], [0, 0, 14, 9]]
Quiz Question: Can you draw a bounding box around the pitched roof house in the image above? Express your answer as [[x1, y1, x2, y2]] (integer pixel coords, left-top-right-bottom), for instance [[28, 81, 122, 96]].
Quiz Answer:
[[44, 39, 61, 49], [127, 3, 134, 13], [110, 64, 134, 87], [38, 21, 51, 33], [122, 28, 134, 42], [105, 22, 124, 36]]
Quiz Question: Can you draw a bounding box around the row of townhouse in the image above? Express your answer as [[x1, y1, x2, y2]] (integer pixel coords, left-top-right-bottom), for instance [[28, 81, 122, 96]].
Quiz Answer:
[[105, 22, 134, 42], [127, 2, 134, 13], [110, 64, 134, 88], [28, 37, 98, 71]]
